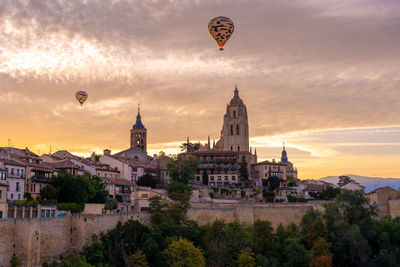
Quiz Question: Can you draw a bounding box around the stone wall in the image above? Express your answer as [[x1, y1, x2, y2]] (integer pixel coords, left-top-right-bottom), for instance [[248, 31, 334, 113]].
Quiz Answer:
[[388, 200, 400, 218], [0, 212, 151, 267], [188, 202, 326, 228], [0, 201, 337, 267]]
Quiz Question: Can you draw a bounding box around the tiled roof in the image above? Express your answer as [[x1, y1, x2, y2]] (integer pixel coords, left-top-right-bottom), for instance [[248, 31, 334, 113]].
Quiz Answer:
[[102, 177, 135, 186], [0, 158, 27, 167], [304, 184, 325, 192], [367, 186, 399, 195]]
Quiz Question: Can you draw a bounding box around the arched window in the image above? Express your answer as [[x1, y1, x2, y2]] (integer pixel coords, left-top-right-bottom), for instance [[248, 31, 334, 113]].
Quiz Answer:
[[230, 125, 234, 135], [236, 125, 240, 135]]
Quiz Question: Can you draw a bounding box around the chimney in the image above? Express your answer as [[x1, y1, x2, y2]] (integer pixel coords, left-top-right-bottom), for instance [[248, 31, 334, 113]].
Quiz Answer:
[[103, 149, 111, 156], [91, 152, 96, 162], [272, 159, 275, 163], [25, 147, 29, 154]]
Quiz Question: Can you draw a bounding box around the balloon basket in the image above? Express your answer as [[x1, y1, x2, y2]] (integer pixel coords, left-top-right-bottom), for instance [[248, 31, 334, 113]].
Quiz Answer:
[[219, 48, 224, 51]]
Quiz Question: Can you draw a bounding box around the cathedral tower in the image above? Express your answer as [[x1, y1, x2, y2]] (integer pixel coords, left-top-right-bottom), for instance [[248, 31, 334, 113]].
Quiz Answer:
[[217, 86, 249, 152], [130, 107, 147, 152]]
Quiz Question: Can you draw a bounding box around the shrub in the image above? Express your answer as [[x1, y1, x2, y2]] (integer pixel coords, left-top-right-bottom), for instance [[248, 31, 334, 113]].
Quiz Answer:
[[57, 202, 84, 213], [209, 192, 215, 199], [167, 181, 192, 195], [104, 198, 118, 210]]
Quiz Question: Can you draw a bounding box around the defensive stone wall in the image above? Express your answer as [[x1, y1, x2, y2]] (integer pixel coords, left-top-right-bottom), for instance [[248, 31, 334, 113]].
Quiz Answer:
[[388, 200, 400, 218], [0, 212, 151, 267], [5, 201, 384, 266], [188, 202, 326, 228]]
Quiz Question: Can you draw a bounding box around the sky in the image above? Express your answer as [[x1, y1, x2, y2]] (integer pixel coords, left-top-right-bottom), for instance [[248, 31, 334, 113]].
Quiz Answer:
[[1, 0, 400, 179]]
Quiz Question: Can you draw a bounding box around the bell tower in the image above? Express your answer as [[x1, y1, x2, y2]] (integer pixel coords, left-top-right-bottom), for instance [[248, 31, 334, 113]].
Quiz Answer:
[[130, 106, 147, 153], [220, 85, 249, 152]]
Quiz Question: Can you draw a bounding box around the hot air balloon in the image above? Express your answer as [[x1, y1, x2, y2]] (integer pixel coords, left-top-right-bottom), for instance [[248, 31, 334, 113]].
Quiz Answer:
[[208, 16, 234, 51], [75, 91, 88, 106]]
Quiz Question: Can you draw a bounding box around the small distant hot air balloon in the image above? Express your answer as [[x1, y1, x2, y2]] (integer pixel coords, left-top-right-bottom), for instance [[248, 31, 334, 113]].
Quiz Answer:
[[75, 91, 88, 106], [208, 16, 234, 51]]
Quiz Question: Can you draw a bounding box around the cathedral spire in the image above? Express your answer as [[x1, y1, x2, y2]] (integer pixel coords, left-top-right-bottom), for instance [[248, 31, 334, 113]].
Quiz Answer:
[[234, 84, 238, 96], [208, 135, 211, 149], [133, 105, 146, 129]]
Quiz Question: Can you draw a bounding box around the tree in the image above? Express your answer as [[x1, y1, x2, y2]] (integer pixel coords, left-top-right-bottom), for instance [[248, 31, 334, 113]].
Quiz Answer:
[[137, 173, 157, 188], [167, 157, 199, 184], [252, 220, 273, 254], [104, 198, 118, 210], [87, 176, 109, 203], [10, 255, 21, 267], [238, 157, 249, 182], [268, 176, 280, 192], [337, 175, 356, 186], [202, 171, 209, 185], [318, 185, 341, 200], [235, 249, 256, 267], [180, 142, 201, 152], [283, 237, 312, 267], [335, 189, 377, 225], [125, 250, 149, 267], [40, 185, 59, 200], [163, 238, 206, 267]]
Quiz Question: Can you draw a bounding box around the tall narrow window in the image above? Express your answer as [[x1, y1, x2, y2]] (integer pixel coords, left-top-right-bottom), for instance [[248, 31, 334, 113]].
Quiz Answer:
[[236, 125, 240, 135], [238, 146, 240, 151], [230, 125, 234, 135], [233, 110, 236, 117], [230, 146, 233, 151]]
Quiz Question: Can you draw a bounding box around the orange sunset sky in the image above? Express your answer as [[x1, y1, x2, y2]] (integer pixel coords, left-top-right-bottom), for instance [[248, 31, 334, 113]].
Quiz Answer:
[[1, 0, 400, 179]]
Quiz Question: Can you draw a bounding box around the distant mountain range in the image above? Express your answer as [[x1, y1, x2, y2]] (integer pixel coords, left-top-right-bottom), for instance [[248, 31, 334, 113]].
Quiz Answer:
[[319, 175, 400, 193]]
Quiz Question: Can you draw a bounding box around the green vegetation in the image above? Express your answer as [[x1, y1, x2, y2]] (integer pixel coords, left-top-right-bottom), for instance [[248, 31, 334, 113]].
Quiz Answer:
[[180, 142, 201, 152], [104, 198, 118, 211], [10, 255, 21, 267], [136, 173, 158, 188], [40, 189, 400, 267], [337, 175, 356, 186], [40, 171, 110, 213], [166, 157, 199, 184], [268, 175, 280, 192]]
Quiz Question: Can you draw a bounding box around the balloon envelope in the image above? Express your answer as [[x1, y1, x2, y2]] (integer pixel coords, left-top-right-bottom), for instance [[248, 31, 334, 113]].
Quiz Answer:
[[208, 16, 234, 50], [75, 91, 88, 105]]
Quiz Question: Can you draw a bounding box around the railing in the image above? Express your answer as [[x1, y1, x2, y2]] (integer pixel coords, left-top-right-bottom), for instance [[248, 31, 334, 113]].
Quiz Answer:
[[31, 175, 53, 183]]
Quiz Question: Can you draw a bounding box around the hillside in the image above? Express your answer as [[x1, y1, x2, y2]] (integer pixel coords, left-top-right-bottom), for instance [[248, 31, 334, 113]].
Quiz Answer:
[[319, 174, 400, 193]]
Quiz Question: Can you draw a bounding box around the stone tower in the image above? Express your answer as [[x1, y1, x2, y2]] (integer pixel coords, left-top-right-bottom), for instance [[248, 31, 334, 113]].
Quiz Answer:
[[218, 86, 249, 152], [130, 106, 147, 152]]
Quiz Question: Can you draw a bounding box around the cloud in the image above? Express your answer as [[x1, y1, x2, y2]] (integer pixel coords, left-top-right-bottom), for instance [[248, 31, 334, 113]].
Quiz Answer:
[[1, 0, 400, 177]]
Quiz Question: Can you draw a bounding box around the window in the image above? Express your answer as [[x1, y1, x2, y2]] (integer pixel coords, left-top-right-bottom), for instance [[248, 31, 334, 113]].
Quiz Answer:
[[11, 193, 14, 199], [230, 125, 234, 135], [109, 185, 113, 191], [210, 176, 214, 181], [97, 173, 100, 176], [230, 146, 233, 151], [104, 173, 107, 177], [141, 193, 149, 199], [16, 182, 20, 192], [11, 168, 14, 175], [224, 176, 228, 181], [18, 194, 21, 200], [21, 169, 24, 177], [132, 167, 137, 172], [0, 211, 2, 219], [232, 176, 236, 181], [0, 190, 2, 199], [238, 146, 240, 151], [31, 184, 36, 193], [236, 125, 240, 135], [17, 169, 19, 176], [233, 110, 236, 117]]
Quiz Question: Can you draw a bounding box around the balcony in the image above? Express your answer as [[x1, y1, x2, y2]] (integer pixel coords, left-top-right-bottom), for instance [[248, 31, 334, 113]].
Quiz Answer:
[[31, 175, 53, 183]]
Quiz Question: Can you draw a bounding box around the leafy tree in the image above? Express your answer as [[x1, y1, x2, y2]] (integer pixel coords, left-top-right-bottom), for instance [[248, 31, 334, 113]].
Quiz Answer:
[[87, 176, 109, 203], [235, 249, 256, 267], [318, 185, 341, 200], [104, 198, 118, 210], [180, 142, 201, 152], [24, 192, 33, 201], [309, 255, 332, 267], [312, 238, 331, 258], [167, 157, 199, 184], [163, 237, 206, 267], [126, 250, 149, 267], [10, 255, 21, 267], [167, 181, 192, 195], [335, 189, 377, 225], [52, 171, 92, 204], [268, 176, 280, 192], [337, 175, 356, 186], [239, 157, 249, 182], [202, 171, 209, 185], [283, 237, 312, 267], [252, 220, 273, 254], [137, 173, 157, 188], [40, 185, 59, 200]]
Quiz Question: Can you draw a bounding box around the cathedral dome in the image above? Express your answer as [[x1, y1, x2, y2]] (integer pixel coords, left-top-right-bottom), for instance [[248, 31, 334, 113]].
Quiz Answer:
[[229, 86, 244, 106]]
